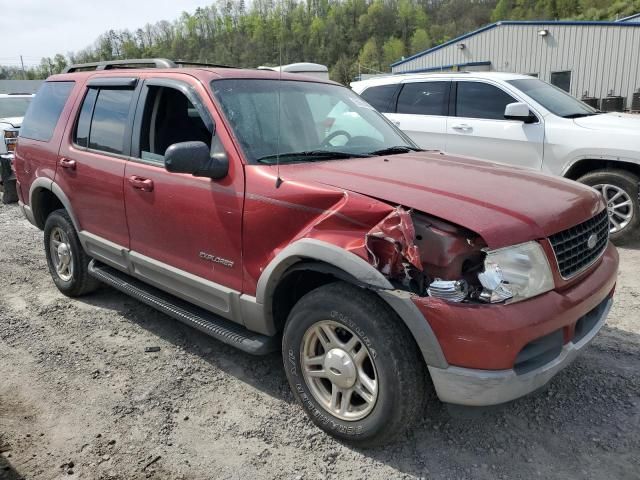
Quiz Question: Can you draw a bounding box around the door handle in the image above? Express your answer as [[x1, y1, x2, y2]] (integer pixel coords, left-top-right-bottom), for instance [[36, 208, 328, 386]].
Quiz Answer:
[[451, 124, 472, 132], [59, 157, 77, 170], [128, 175, 154, 192]]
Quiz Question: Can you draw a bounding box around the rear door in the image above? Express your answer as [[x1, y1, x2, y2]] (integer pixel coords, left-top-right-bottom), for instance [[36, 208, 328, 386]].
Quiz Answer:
[[385, 80, 450, 151], [445, 80, 544, 169], [56, 77, 139, 267]]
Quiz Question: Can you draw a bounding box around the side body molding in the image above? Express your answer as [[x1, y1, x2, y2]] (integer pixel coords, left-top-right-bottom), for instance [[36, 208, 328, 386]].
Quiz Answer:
[[254, 238, 448, 368]]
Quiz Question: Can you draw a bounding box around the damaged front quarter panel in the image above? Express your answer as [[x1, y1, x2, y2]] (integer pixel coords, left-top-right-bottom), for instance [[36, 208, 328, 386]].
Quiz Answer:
[[365, 207, 422, 282], [365, 207, 485, 297]]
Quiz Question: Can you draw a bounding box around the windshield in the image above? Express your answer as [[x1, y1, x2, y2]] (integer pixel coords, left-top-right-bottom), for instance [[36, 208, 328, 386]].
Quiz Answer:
[[0, 97, 32, 119], [507, 78, 598, 118], [211, 79, 416, 164]]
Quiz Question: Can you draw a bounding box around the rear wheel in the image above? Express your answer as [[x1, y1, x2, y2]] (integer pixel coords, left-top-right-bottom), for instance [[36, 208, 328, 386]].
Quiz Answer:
[[44, 209, 99, 297], [578, 170, 639, 244], [282, 282, 427, 447]]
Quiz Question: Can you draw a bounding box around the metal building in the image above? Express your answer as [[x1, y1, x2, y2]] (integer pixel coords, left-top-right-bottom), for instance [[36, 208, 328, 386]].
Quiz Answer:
[[390, 18, 640, 111]]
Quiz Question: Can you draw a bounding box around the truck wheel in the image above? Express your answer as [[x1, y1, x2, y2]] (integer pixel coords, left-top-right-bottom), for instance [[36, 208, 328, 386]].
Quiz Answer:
[[44, 209, 99, 297], [282, 282, 427, 447], [578, 170, 639, 244], [1, 179, 19, 204]]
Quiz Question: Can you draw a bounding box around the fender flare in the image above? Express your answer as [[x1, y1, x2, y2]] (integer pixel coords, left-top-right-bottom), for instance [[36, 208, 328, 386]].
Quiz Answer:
[[255, 238, 448, 368], [28, 178, 80, 230], [561, 154, 640, 178]]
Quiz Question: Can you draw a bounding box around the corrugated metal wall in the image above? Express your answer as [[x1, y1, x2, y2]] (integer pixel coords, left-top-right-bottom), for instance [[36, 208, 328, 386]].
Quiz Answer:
[[392, 24, 640, 109]]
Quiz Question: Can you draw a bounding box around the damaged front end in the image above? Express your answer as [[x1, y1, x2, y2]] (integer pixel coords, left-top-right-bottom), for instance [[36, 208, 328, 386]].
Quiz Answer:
[[364, 206, 555, 305], [365, 206, 496, 303]]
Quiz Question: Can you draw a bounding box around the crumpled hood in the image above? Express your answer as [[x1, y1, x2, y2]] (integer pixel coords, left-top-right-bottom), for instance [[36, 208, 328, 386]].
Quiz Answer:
[[280, 152, 604, 248], [0, 117, 22, 128], [573, 112, 640, 132]]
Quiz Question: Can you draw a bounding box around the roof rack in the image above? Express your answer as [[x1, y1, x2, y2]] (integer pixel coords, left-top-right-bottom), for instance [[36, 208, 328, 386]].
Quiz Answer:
[[63, 58, 239, 73]]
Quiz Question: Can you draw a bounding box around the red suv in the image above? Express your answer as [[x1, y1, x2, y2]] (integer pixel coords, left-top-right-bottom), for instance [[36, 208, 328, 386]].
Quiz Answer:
[[14, 59, 618, 446]]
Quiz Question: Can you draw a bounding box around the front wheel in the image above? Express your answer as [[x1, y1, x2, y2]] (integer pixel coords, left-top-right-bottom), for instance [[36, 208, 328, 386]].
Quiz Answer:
[[282, 282, 428, 447], [578, 169, 639, 244]]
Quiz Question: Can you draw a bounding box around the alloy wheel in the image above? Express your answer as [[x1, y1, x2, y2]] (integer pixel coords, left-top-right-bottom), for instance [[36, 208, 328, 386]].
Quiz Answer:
[[594, 183, 634, 234], [301, 320, 378, 421], [49, 227, 74, 282]]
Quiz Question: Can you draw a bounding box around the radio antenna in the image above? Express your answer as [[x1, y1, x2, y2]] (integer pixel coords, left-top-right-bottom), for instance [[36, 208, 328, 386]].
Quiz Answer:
[[274, 0, 284, 189]]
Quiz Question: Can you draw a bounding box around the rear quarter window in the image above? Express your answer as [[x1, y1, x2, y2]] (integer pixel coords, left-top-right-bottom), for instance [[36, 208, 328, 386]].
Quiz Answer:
[[19, 81, 75, 142]]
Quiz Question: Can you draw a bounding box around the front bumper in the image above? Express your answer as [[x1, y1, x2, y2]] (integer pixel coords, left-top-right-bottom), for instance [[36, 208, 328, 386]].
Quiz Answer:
[[428, 297, 612, 406]]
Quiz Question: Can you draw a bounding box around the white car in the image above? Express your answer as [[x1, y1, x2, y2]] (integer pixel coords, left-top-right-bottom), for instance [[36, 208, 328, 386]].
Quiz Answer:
[[351, 72, 640, 242], [1, 93, 34, 203]]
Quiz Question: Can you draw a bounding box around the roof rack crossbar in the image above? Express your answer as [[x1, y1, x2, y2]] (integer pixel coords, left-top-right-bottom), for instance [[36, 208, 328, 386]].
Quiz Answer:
[[63, 58, 177, 73], [173, 60, 240, 69], [63, 58, 241, 73]]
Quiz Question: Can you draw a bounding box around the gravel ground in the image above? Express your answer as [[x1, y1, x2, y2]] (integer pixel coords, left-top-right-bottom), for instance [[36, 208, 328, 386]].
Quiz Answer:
[[1, 201, 639, 480]]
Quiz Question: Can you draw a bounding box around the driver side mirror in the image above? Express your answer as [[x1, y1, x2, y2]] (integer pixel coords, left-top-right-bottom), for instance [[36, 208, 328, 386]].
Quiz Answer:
[[504, 102, 536, 123], [164, 139, 228, 179]]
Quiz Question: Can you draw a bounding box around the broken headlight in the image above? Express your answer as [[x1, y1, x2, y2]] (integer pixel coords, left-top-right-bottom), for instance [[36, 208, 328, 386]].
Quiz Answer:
[[478, 241, 554, 304]]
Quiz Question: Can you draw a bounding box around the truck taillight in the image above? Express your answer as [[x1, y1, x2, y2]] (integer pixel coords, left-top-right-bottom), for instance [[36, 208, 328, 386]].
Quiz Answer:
[[4, 129, 18, 153]]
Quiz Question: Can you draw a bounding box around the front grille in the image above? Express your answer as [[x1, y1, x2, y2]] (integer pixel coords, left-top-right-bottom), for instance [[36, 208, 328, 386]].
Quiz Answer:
[[549, 210, 609, 279]]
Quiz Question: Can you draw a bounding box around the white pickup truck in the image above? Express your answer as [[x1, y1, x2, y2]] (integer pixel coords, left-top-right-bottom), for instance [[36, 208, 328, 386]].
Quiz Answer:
[[0, 93, 33, 203], [351, 72, 640, 243]]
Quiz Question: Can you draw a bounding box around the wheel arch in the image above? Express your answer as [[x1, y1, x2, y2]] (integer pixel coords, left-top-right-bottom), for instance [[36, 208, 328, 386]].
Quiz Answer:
[[29, 178, 80, 231], [563, 158, 640, 181], [258, 239, 448, 368]]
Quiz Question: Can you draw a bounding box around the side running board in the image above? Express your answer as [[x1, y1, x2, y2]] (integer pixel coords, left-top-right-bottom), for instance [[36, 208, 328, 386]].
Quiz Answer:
[[88, 260, 278, 355]]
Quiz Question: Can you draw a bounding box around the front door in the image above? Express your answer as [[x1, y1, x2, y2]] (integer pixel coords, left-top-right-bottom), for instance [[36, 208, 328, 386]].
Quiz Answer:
[[445, 80, 544, 170], [123, 75, 245, 317]]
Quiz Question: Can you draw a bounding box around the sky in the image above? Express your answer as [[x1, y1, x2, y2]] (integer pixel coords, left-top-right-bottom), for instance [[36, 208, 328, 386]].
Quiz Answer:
[[0, 0, 211, 68]]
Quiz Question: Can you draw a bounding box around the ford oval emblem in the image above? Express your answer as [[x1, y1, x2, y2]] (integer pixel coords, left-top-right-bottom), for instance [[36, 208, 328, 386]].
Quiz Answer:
[[587, 233, 598, 249]]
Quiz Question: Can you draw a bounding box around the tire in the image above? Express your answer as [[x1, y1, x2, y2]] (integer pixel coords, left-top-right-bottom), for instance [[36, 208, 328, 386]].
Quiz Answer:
[[577, 169, 639, 244], [43, 209, 100, 297], [282, 281, 427, 447], [1, 179, 19, 204]]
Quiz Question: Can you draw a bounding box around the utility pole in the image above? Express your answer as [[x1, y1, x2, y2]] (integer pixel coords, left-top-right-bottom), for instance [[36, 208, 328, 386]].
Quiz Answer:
[[20, 55, 26, 79]]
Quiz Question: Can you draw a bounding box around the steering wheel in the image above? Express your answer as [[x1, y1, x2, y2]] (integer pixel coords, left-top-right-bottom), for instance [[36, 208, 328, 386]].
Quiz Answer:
[[321, 130, 352, 147]]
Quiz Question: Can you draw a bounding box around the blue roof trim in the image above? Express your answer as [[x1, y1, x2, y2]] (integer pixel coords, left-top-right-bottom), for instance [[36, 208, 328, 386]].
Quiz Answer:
[[395, 61, 491, 74], [391, 19, 640, 67], [390, 23, 498, 67], [617, 12, 640, 22]]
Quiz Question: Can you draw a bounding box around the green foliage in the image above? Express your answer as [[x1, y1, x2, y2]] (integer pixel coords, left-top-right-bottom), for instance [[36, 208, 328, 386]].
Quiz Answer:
[[410, 28, 431, 55], [1, 0, 637, 82]]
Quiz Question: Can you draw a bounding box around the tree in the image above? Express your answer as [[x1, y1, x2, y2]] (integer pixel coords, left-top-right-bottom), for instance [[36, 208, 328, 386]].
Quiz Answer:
[[410, 28, 431, 55], [382, 36, 405, 67], [358, 38, 381, 72]]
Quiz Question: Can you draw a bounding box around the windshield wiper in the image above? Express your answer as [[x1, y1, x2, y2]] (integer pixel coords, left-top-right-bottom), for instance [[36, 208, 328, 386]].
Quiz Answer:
[[368, 145, 424, 156], [256, 150, 371, 164]]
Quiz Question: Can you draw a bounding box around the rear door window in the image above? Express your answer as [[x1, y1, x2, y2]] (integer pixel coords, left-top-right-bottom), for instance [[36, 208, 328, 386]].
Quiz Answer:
[[396, 82, 449, 116], [455, 82, 517, 120], [19, 81, 74, 142], [89, 89, 135, 154], [359, 84, 398, 113], [74, 87, 135, 155]]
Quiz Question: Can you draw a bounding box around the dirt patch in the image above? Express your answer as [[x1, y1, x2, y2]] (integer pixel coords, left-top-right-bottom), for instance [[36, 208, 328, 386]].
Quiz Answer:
[[1, 202, 639, 479]]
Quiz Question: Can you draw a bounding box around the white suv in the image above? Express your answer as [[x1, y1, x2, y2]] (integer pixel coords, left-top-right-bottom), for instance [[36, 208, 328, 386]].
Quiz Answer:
[[351, 72, 640, 242], [0, 93, 34, 203]]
